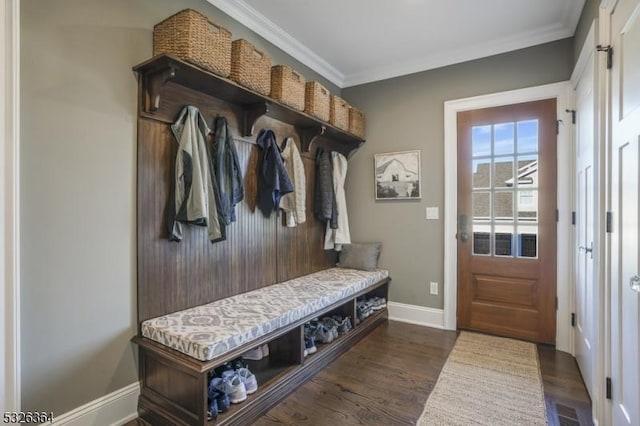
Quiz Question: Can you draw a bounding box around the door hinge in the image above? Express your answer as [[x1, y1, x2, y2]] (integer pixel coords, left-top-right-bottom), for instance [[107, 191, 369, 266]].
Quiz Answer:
[[572, 211, 576, 225], [556, 120, 561, 135], [555, 297, 558, 310], [606, 377, 612, 399], [556, 209, 559, 223], [571, 313, 576, 327], [606, 211, 613, 233], [565, 109, 576, 124], [597, 45, 613, 70]]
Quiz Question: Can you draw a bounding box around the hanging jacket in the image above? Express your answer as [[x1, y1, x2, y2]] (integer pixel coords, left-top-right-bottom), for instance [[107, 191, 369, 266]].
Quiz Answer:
[[279, 137, 306, 227], [325, 151, 351, 250], [314, 146, 337, 229], [256, 129, 294, 217], [212, 116, 244, 225], [168, 105, 223, 242]]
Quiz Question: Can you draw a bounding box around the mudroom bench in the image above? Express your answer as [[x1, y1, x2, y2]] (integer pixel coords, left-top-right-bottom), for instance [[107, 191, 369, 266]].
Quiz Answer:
[[133, 267, 390, 426]]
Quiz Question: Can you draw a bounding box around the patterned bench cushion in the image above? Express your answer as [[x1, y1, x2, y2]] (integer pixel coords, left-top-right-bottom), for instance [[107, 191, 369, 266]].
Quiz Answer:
[[141, 267, 389, 361]]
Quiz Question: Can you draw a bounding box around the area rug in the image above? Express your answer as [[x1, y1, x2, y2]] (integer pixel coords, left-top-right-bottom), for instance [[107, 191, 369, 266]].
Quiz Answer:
[[416, 331, 547, 425]]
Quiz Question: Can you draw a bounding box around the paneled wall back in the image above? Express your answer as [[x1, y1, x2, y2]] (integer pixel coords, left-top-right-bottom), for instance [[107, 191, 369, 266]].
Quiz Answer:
[[137, 81, 336, 325]]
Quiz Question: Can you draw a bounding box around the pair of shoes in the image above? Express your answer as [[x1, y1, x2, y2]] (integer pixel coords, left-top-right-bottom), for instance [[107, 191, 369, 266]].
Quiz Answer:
[[369, 296, 387, 311], [305, 320, 334, 344], [321, 318, 340, 340], [211, 360, 258, 404], [331, 315, 352, 335], [356, 299, 373, 321], [241, 344, 270, 361]]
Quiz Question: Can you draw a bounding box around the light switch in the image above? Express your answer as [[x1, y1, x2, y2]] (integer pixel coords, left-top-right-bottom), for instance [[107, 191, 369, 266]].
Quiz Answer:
[[426, 207, 439, 220]]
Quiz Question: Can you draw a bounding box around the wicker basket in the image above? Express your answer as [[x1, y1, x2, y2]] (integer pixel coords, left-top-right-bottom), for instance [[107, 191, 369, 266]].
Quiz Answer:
[[348, 107, 366, 138], [304, 82, 331, 122], [153, 9, 231, 77], [329, 95, 350, 130], [270, 65, 306, 111], [231, 39, 271, 95]]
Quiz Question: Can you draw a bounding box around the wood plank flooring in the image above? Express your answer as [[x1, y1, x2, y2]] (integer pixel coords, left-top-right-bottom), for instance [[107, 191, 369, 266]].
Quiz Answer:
[[128, 321, 593, 425]]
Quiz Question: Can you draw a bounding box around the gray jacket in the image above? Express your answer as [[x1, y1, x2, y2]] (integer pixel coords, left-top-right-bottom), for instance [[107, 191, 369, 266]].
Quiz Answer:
[[212, 116, 244, 225], [168, 105, 223, 242]]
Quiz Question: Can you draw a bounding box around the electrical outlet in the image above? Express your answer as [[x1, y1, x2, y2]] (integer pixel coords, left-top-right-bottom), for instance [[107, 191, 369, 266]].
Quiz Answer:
[[430, 281, 438, 295]]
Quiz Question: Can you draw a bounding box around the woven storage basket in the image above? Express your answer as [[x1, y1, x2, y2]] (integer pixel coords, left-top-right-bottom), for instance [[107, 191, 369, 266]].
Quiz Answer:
[[304, 82, 331, 122], [270, 65, 306, 111], [348, 107, 366, 138], [153, 9, 231, 77], [231, 39, 271, 95], [329, 95, 350, 130]]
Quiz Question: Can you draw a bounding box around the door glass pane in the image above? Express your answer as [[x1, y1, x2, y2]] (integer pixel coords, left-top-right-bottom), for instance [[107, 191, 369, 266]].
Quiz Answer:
[[473, 192, 491, 221], [494, 157, 514, 188], [473, 159, 491, 188], [517, 190, 538, 221], [472, 125, 491, 157], [494, 191, 513, 221], [494, 122, 514, 155], [518, 224, 538, 258], [517, 120, 538, 153], [516, 155, 539, 189], [473, 225, 491, 255], [494, 225, 514, 256]]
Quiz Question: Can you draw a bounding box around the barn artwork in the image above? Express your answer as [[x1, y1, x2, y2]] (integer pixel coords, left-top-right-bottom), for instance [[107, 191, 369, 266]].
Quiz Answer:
[[374, 150, 421, 200]]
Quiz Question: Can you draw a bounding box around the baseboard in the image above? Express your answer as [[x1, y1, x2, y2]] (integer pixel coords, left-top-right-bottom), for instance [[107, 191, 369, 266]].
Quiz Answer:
[[45, 382, 140, 426], [387, 302, 445, 329]]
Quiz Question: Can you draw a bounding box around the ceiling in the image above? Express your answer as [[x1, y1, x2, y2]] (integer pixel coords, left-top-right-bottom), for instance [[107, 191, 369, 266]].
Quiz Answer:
[[207, 0, 586, 88]]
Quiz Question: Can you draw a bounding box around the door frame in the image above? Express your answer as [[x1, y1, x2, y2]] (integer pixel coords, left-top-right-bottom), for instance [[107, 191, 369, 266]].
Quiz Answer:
[[443, 81, 574, 353], [1, 0, 21, 413]]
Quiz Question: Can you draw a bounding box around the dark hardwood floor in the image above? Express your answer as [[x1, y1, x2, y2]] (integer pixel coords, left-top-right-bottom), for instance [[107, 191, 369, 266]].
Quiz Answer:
[[128, 321, 592, 426]]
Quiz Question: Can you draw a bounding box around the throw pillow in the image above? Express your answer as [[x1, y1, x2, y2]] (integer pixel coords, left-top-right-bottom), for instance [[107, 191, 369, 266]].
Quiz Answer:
[[337, 243, 382, 271]]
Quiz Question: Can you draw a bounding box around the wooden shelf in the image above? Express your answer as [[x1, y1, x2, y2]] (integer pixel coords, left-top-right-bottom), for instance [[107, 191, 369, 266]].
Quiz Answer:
[[133, 55, 365, 154]]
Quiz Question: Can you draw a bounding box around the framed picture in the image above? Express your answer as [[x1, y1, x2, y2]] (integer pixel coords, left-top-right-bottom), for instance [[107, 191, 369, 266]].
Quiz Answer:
[[374, 150, 421, 200]]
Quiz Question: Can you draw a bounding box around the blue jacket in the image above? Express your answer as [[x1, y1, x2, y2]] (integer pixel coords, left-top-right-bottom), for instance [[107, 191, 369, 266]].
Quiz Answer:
[[212, 116, 244, 225], [256, 129, 294, 217]]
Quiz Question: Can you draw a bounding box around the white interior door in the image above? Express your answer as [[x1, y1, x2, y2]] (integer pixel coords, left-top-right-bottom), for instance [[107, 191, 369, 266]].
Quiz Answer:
[[574, 45, 597, 399], [610, 0, 640, 424]]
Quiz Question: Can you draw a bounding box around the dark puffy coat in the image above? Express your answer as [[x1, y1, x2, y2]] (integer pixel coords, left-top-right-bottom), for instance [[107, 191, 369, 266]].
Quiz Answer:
[[256, 129, 294, 217], [314, 146, 338, 229]]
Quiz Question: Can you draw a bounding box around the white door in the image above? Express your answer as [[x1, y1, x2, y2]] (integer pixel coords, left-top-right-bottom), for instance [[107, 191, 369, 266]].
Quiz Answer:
[[610, 0, 640, 424], [574, 45, 597, 399]]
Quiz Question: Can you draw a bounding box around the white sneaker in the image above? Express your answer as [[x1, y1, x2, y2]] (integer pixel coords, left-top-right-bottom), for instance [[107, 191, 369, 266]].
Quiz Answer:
[[226, 374, 247, 404], [241, 346, 263, 361], [237, 368, 258, 394]]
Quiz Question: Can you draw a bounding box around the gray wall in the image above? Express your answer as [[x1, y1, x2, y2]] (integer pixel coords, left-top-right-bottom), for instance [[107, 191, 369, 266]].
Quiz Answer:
[[573, 0, 601, 64], [342, 38, 573, 309], [20, 0, 339, 415]]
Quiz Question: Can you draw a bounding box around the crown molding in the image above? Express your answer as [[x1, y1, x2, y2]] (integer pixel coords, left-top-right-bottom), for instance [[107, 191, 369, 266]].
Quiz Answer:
[[206, 0, 345, 87], [342, 23, 574, 87]]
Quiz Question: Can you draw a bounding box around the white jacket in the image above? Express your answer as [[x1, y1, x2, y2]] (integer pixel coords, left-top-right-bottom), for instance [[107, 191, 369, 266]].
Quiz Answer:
[[279, 137, 306, 227], [325, 151, 351, 250]]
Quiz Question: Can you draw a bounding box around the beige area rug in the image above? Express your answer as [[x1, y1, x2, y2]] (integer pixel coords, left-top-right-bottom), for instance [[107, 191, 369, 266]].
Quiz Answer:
[[417, 331, 547, 426]]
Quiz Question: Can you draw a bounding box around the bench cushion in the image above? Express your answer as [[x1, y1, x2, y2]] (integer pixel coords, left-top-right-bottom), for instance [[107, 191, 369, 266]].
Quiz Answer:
[[141, 267, 389, 361]]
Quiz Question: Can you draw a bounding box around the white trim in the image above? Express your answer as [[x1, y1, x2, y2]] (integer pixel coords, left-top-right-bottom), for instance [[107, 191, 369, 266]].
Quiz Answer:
[[42, 382, 140, 426], [387, 302, 445, 329], [206, 0, 345, 87], [1, 0, 20, 414], [443, 82, 574, 353]]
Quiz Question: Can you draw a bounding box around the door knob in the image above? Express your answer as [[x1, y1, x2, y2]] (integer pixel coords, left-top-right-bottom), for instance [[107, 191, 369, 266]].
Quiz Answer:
[[630, 275, 640, 293], [458, 214, 468, 243], [578, 242, 593, 259]]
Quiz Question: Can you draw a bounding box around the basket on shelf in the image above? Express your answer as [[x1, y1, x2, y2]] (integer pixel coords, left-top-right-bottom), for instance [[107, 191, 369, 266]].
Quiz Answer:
[[270, 65, 306, 111], [304, 82, 331, 122], [153, 8, 231, 77], [348, 107, 366, 138], [329, 95, 350, 130], [230, 39, 272, 95]]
